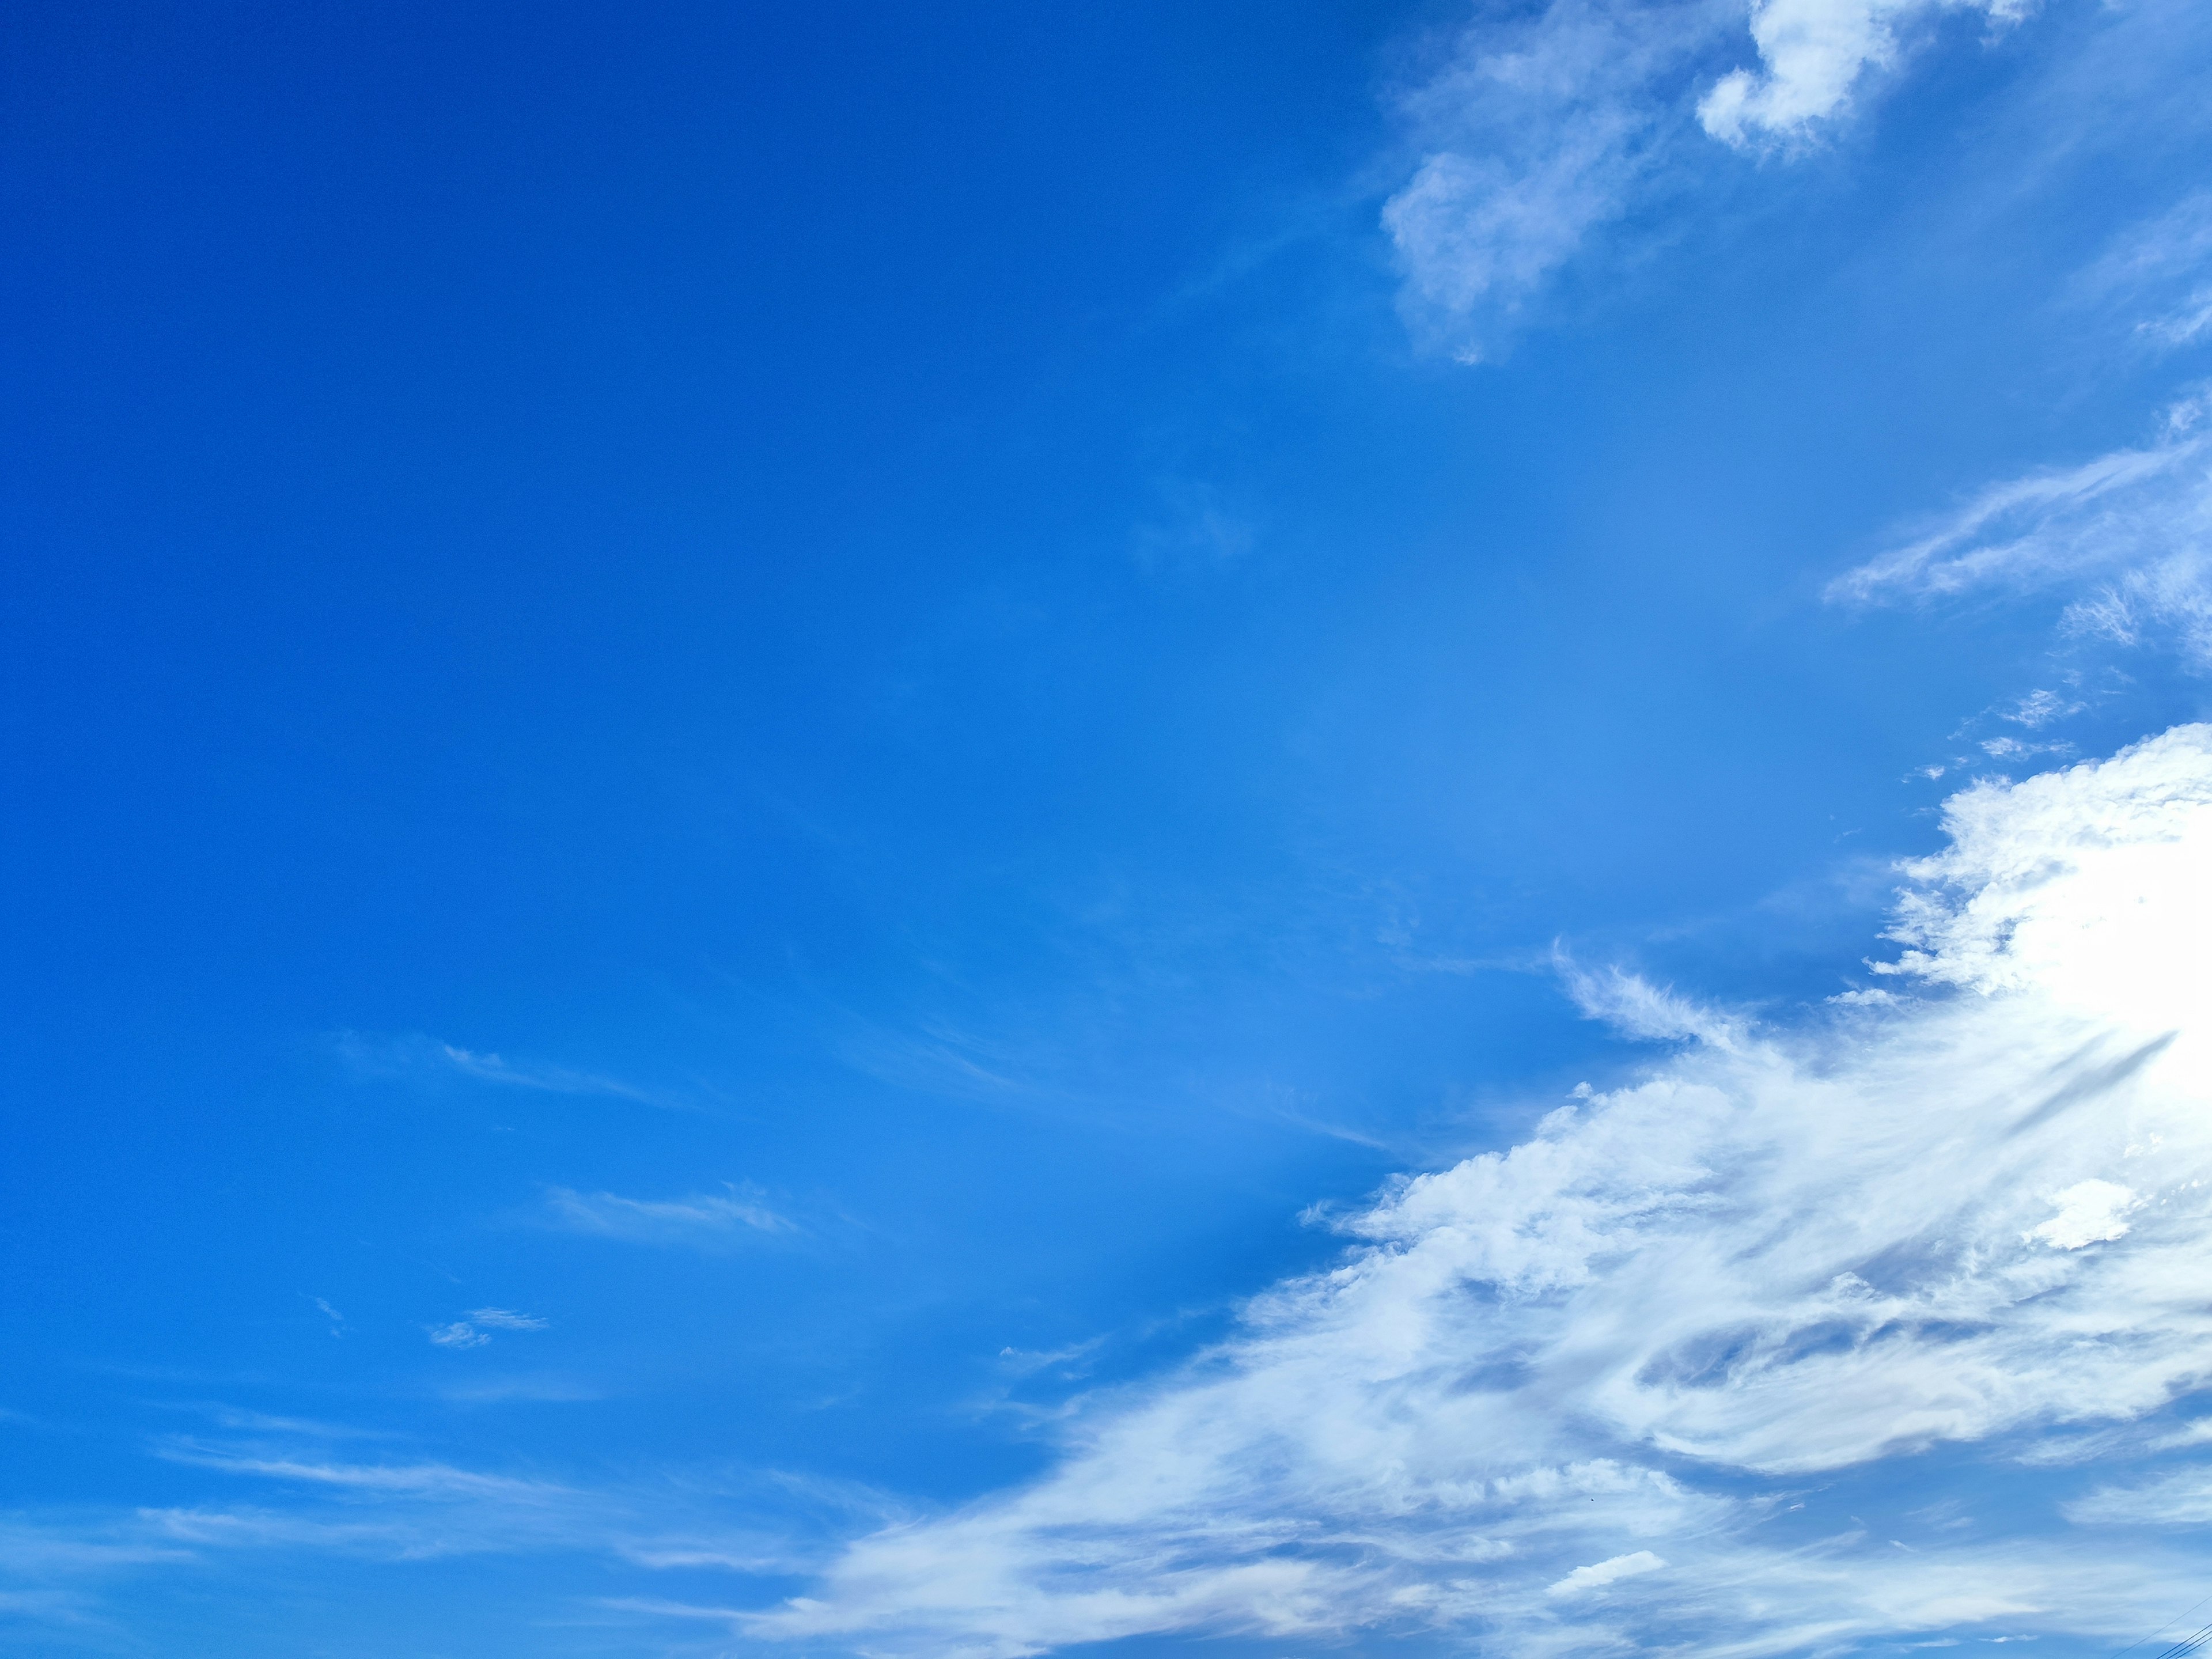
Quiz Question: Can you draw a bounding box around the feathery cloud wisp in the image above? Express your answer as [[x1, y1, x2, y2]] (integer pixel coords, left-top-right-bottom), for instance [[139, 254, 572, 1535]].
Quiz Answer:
[[545, 1183, 793, 1248], [1830, 397, 2212, 663]]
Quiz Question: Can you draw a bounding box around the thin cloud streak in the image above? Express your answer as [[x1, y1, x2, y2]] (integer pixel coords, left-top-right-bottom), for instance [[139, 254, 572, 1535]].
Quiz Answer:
[[1830, 397, 2212, 664], [331, 1031, 672, 1107], [544, 1183, 794, 1248]]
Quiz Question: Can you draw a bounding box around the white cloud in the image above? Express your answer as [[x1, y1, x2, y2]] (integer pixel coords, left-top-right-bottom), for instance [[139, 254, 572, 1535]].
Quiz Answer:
[[2001, 690, 2084, 729], [2025, 1179, 2136, 1249], [1548, 1550, 1667, 1596], [426, 1322, 490, 1350], [1830, 399, 2212, 664], [738, 726, 2212, 1658], [1699, 0, 2025, 147], [0, 1430, 830, 1621], [434, 1044, 650, 1100], [2065, 1465, 2212, 1527], [1382, 0, 1731, 361], [545, 1183, 793, 1248], [1381, 0, 2033, 357], [467, 1308, 549, 1331], [331, 1031, 666, 1105]]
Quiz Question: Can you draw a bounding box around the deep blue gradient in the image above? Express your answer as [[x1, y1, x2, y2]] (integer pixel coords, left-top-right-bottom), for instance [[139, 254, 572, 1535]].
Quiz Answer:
[[5, 0, 2212, 1652]]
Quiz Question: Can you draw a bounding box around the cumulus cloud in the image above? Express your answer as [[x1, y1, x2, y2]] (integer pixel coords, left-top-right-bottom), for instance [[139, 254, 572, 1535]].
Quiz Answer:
[[1381, 0, 2029, 357], [331, 1030, 668, 1106], [1698, 0, 2027, 147], [2025, 1179, 2137, 1249], [0, 1421, 825, 1630], [0, 1429, 832, 1626], [736, 727, 2212, 1658], [1830, 397, 2212, 663], [2066, 1465, 2212, 1527], [545, 1183, 793, 1248]]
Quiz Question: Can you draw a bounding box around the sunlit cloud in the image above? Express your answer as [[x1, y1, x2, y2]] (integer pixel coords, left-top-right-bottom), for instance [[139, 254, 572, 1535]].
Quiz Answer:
[[735, 726, 2212, 1657], [1698, 0, 2028, 148]]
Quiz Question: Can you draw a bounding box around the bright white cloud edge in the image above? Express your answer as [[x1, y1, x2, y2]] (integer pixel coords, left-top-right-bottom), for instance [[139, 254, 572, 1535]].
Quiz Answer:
[[734, 725, 2212, 1658]]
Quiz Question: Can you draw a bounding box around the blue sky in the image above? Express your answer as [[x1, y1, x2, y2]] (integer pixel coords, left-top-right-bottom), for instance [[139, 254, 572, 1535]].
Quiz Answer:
[[6, 0, 2212, 1653]]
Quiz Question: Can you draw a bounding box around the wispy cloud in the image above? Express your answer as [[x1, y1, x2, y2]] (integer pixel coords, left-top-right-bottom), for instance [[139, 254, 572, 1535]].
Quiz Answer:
[[1381, 0, 2029, 358], [1830, 396, 2212, 662], [2078, 192, 2212, 351], [545, 1183, 793, 1249], [1556, 950, 1748, 1048], [1548, 1549, 1667, 1597], [331, 1031, 667, 1107], [734, 726, 2212, 1657], [425, 1308, 550, 1350], [153, 1438, 571, 1502], [1382, 0, 1730, 361], [2066, 1466, 2212, 1526]]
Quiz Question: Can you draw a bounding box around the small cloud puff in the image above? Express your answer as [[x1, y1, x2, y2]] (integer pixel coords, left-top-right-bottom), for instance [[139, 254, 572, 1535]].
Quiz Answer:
[[2026, 1180, 2137, 1250], [427, 1309, 548, 1350], [1830, 397, 2212, 667], [467, 1308, 550, 1332], [1698, 0, 2025, 149], [1382, 0, 2033, 359]]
